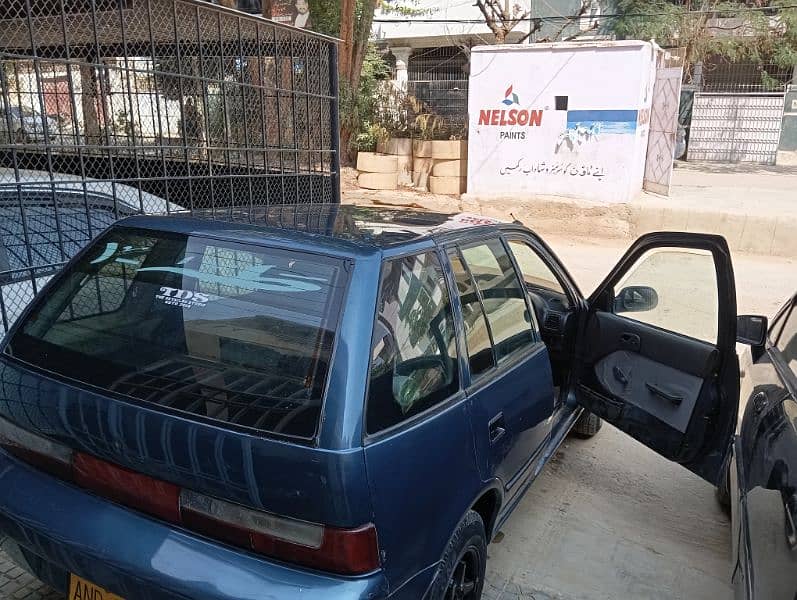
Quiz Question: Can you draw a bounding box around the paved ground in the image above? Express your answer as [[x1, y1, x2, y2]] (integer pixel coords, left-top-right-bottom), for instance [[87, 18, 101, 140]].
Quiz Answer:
[[1, 236, 795, 600]]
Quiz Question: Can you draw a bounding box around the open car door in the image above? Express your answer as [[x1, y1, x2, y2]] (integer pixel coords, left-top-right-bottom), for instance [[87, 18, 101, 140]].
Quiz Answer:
[[575, 232, 739, 485]]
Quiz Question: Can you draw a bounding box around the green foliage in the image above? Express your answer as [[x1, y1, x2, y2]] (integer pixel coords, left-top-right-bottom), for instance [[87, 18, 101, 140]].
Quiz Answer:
[[341, 43, 391, 152], [379, 0, 431, 17], [613, 0, 797, 85], [308, 0, 341, 36]]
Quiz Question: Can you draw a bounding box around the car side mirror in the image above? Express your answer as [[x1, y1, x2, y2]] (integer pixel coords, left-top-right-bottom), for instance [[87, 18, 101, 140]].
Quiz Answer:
[[614, 286, 659, 314], [736, 314, 767, 347]]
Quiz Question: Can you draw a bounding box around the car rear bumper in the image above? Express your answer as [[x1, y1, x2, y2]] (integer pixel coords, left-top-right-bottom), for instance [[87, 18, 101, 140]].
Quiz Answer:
[[0, 451, 387, 600]]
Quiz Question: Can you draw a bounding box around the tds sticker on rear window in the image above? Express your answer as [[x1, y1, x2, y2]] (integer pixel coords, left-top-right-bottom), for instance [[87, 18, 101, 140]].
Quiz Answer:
[[155, 287, 210, 309]]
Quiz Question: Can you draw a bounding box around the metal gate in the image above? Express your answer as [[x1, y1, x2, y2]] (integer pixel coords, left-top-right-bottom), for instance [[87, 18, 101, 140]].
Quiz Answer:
[[687, 93, 785, 164], [644, 67, 683, 195], [0, 0, 340, 335]]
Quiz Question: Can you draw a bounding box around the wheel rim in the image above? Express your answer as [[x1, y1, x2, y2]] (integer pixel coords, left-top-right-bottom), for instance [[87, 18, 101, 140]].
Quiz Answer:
[[444, 546, 480, 600]]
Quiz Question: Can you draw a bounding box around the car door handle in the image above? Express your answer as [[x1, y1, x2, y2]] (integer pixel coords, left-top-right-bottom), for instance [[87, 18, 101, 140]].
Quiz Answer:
[[488, 413, 506, 445], [645, 382, 683, 406], [613, 366, 629, 385], [784, 491, 797, 550]]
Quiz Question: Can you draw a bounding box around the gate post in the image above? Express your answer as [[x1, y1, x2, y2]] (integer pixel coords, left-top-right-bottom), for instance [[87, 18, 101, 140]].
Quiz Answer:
[[329, 43, 341, 203]]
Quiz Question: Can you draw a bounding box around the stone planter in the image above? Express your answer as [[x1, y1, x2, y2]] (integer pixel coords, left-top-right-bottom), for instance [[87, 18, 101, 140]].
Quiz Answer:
[[358, 172, 398, 190], [412, 157, 435, 189], [377, 137, 412, 156], [431, 140, 467, 160], [356, 152, 398, 173], [429, 175, 467, 195], [432, 159, 468, 177], [413, 140, 434, 158]]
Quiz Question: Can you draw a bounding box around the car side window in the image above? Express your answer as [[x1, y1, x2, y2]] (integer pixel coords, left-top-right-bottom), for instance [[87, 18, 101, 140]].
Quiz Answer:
[[507, 239, 569, 307], [460, 239, 535, 363], [609, 247, 719, 344], [774, 302, 797, 375], [448, 249, 495, 377], [366, 251, 460, 434]]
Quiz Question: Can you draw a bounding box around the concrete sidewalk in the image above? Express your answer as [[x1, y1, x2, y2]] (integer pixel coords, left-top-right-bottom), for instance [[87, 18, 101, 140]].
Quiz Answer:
[[342, 162, 797, 257], [633, 163, 797, 257]]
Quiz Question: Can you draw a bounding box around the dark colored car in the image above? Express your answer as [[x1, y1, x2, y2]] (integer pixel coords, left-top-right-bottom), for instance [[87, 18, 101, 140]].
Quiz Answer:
[[0, 205, 759, 599], [720, 292, 797, 599]]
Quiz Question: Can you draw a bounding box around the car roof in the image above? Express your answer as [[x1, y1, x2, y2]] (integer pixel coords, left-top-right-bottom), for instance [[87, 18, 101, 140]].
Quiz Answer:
[[118, 204, 517, 257]]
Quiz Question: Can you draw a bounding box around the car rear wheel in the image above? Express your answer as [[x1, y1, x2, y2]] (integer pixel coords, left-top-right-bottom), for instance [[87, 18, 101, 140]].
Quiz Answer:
[[427, 510, 486, 600], [573, 411, 602, 438]]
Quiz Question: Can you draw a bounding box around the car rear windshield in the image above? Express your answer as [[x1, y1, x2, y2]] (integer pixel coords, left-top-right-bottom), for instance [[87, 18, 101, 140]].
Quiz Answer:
[[5, 227, 348, 439]]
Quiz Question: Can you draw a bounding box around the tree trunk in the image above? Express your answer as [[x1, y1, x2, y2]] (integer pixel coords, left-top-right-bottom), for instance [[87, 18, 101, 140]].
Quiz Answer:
[[339, 0, 355, 84], [79, 64, 101, 147], [348, 0, 378, 93], [338, 0, 378, 166]]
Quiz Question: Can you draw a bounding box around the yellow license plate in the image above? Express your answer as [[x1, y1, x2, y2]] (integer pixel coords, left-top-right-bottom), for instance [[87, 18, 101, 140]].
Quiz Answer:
[[68, 574, 125, 600]]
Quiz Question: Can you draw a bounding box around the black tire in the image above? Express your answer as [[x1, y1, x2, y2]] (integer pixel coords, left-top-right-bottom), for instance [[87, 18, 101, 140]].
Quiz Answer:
[[715, 455, 731, 516], [572, 411, 602, 438], [426, 510, 487, 600], [573, 411, 603, 438]]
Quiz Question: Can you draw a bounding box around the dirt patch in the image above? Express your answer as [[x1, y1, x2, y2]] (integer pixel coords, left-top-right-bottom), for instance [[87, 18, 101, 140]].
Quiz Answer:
[[342, 174, 634, 240]]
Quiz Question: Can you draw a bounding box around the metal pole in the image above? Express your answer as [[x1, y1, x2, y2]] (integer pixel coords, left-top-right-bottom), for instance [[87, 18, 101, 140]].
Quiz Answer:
[[329, 42, 341, 204]]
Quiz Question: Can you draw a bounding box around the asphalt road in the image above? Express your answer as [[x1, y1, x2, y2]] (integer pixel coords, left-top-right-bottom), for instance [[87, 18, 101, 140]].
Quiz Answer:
[[1, 238, 795, 600]]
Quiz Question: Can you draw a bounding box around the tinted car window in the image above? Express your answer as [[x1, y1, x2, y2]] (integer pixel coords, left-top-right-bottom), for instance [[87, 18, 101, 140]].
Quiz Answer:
[[448, 249, 495, 377], [367, 252, 459, 434], [507, 239, 568, 304], [774, 302, 797, 375], [460, 239, 534, 362], [7, 227, 347, 439]]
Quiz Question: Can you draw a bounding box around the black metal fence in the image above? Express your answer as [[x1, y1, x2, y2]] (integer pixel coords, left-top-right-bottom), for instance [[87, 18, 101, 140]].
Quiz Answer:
[[691, 57, 794, 93], [0, 0, 340, 334], [407, 47, 469, 132]]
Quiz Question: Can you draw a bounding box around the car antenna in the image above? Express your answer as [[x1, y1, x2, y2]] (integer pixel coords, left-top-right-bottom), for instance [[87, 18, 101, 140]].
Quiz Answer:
[[509, 212, 524, 226]]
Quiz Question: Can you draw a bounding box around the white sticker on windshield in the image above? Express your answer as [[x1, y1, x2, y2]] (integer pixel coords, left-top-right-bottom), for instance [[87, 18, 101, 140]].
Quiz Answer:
[[155, 287, 210, 309]]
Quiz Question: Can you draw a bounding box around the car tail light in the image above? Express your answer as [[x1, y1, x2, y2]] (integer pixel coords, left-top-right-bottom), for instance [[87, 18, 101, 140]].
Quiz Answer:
[[73, 452, 182, 523], [0, 417, 73, 480], [180, 490, 380, 575], [0, 417, 380, 575]]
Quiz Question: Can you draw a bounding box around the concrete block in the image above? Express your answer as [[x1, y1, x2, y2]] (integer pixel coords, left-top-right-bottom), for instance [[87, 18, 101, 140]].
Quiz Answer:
[[431, 140, 468, 160], [772, 216, 797, 258], [358, 172, 398, 190], [356, 152, 397, 173], [413, 140, 434, 158], [429, 175, 466, 195], [659, 207, 690, 232], [738, 216, 776, 255], [377, 137, 412, 156], [632, 205, 664, 235], [776, 150, 797, 166], [433, 159, 468, 177], [683, 211, 746, 250], [412, 157, 434, 189], [397, 154, 413, 186]]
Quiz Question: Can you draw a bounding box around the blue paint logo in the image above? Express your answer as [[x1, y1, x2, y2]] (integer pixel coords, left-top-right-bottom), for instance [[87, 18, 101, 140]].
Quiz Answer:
[[501, 84, 520, 106]]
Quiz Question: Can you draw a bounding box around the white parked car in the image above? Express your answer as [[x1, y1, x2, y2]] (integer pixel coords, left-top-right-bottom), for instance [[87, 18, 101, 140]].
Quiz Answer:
[[0, 169, 183, 332], [0, 104, 60, 143]]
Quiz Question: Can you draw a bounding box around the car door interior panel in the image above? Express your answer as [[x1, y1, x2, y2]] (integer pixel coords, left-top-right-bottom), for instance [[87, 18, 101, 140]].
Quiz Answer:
[[579, 313, 719, 461], [575, 233, 740, 485], [594, 350, 702, 433]]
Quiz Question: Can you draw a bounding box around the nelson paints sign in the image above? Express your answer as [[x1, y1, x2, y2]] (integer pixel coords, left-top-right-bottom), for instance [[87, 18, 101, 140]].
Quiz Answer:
[[477, 85, 544, 129]]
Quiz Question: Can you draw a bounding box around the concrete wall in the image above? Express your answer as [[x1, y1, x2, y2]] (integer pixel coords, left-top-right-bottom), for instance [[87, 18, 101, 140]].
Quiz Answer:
[[466, 41, 657, 204], [779, 87, 797, 152]]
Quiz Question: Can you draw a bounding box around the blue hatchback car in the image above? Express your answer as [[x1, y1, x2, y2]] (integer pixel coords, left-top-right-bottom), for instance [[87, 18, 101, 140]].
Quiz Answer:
[[0, 205, 753, 599]]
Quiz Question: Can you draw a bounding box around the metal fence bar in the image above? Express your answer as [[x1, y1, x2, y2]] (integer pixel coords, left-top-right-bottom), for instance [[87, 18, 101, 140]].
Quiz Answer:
[[0, 0, 340, 336]]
